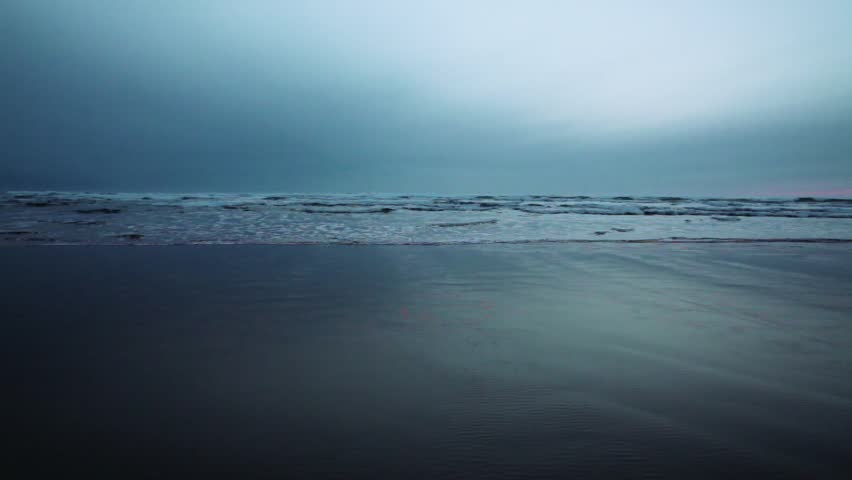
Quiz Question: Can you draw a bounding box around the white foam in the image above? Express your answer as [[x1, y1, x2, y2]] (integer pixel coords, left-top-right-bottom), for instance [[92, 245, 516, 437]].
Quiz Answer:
[[2, 192, 851, 245]]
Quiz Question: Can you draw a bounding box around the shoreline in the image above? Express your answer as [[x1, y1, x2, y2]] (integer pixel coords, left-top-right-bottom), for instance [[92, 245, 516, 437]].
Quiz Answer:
[[3, 237, 852, 246]]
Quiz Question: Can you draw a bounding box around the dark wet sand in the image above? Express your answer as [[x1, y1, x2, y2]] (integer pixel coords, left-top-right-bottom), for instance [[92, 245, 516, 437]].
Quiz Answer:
[[4, 244, 852, 479]]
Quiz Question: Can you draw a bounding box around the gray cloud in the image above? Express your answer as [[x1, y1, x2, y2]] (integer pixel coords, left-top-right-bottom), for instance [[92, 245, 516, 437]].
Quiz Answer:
[[2, 1, 851, 195]]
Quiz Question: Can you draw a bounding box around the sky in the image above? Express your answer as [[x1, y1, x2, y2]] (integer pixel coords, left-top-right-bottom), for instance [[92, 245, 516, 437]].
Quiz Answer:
[[2, 0, 851, 196]]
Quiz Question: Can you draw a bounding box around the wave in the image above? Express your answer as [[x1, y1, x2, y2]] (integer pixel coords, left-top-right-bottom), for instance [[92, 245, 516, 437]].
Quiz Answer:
[[5, 192, 851, 218], [3, 191, 851, 245], [432, 219, 498, 228], [8, 238, 852, 246]]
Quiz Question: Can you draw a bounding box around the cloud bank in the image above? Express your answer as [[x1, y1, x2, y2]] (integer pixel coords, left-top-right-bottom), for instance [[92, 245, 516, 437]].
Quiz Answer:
[[2, 0, 851, 195]]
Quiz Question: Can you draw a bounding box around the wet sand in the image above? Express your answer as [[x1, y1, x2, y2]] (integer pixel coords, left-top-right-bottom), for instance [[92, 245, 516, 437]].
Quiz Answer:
[[4, 244, 852, 478]]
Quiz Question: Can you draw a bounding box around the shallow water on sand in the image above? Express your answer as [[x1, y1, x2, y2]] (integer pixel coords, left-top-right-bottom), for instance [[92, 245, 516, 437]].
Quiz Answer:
[[4, 244, 852, 478]]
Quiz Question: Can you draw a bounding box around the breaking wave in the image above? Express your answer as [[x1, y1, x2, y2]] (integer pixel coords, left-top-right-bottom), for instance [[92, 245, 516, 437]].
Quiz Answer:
[[2, 191, 851, 245]]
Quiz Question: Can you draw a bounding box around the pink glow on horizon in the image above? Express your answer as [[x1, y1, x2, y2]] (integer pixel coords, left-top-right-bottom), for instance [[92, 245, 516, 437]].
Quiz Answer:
[[749, 187, 852, 198]]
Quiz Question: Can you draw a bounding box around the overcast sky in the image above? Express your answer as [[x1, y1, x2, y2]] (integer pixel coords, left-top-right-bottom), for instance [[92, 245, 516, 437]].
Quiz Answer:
[[2, 0, 851, 196]]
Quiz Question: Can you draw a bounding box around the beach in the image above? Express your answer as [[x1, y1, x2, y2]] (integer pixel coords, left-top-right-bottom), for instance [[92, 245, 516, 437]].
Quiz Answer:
[[5, 243, 852, 478]]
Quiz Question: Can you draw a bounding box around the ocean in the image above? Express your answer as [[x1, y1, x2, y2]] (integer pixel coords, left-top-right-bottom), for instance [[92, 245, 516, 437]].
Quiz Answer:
[[2, 191, 852, 245]]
